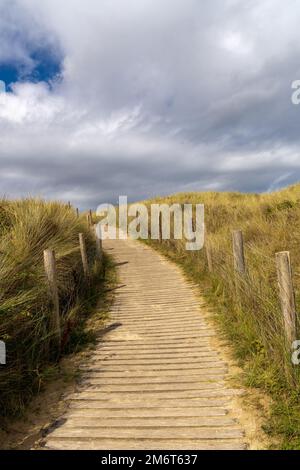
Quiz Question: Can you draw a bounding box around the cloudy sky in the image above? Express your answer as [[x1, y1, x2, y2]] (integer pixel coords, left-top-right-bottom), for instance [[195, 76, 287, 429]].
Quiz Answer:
[[0, 0, 300, 209]]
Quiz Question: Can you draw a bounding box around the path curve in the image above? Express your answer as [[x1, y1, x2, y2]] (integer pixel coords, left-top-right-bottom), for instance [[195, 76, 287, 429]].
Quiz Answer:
[[45, 238, 246, 450]]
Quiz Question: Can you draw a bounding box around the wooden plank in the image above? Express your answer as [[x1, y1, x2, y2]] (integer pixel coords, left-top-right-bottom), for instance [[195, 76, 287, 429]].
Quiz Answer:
[[68, 398, 231, 409], [80, 375, 226, 384], [81, 369, 228, 378], [65, 407, 228, 418], [46, 426, 244, 440], [62, 416, 236, 428], [68, 389, 241, 400], [80, 382, 226, 393], [45, 438, 246, 450]]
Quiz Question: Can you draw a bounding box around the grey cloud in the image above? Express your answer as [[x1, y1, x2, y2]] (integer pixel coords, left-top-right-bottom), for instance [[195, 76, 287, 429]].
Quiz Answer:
[[0, 0, 300, 208]]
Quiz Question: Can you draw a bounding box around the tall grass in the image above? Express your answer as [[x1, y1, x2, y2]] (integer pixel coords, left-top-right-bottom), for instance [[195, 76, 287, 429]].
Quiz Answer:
[[142, 183, 300, 448], [0, 199, 102, 417]]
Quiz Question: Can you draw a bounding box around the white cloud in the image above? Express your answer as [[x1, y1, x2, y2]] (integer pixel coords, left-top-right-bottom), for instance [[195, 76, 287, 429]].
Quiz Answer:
[[0, 82, 63, 124], [220, 31, 253, 55]]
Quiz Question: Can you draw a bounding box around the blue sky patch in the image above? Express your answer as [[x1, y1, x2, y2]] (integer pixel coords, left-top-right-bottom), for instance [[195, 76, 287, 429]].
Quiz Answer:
[[28, 48, 62, 84], [0, 45, 62, 90], [0, 64, 19, 89]]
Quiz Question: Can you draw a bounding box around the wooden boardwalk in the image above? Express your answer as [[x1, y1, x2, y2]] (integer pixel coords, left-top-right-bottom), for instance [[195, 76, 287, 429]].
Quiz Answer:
[[45, 238, 246, 450]]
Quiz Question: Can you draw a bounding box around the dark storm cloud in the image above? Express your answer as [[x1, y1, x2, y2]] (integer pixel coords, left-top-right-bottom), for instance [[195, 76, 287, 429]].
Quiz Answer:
[[0, 0, 300, 208]]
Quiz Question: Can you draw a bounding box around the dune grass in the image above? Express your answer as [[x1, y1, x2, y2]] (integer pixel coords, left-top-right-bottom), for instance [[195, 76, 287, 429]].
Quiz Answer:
[[142, 183, 300, 449], [0, 199, 105, 417]]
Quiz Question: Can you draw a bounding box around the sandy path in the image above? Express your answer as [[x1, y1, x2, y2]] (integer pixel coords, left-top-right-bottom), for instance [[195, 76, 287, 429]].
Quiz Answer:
[[44, 238, 247, 450]]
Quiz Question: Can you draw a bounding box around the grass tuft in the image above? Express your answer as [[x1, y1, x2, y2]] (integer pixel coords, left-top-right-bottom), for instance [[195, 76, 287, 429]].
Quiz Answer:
[[0, 198, 105, 417]]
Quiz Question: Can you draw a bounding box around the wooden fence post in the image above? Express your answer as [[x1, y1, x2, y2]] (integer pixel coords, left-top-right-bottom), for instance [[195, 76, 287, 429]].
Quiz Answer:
[[206, 244, 213, 273], [87, 213, 91, 228], [76, 208, 79, 218], [79, 233, 89, 277], [204, 225, 213, 273], [232, 230, 246, 274], [275, 251, 297, 345], [94, 224, 103, 263], [159, 213, 163, 244], [43, 249, 61, 350]]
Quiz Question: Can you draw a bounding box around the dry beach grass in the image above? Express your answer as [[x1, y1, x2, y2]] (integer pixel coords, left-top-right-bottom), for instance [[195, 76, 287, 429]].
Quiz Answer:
[[0, 199, 104, 418]]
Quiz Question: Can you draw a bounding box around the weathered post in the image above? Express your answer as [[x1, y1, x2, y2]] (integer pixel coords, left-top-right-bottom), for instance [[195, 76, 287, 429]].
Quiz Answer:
[[87, 213, 92, 228], [0, 340, 6, 365], [94, 224, 103, 263], [232, 230, 246, 274], [275, 251, 297, 345], [68, 201, 71, 209], [76, 208, 79, 218], [206, 244, 213, 273], [159, 212, 163, 244], [89, 210, 93, 224], [204, 225, 213, 273], [79, 233, 89, 277], [43, 249, 61, 351], [148, 208, 151, 240]]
